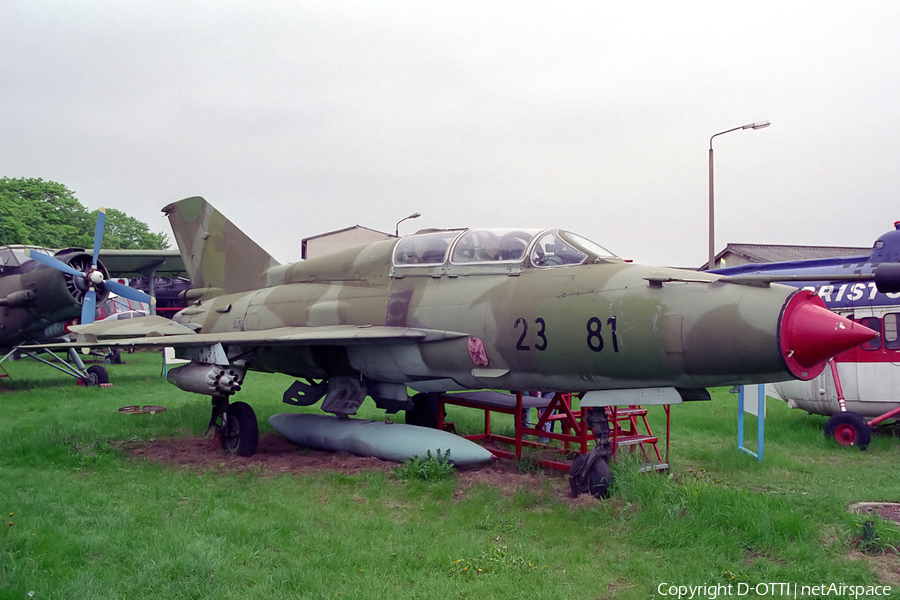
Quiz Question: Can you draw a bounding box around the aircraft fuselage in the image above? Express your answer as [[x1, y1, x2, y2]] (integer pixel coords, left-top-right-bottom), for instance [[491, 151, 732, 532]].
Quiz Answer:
[[172, 235, 860, 395]]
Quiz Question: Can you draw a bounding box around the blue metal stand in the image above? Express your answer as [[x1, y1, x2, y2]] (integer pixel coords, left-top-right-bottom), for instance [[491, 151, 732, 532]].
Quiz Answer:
[[737, 384, 765, 461]]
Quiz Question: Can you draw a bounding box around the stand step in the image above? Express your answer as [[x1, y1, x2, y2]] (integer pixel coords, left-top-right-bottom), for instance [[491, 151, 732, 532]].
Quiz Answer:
[[614, 407, 647, 418], [614, 435, 658, 447], [639, 462, 668, 473], [605, 404, 665, 467]]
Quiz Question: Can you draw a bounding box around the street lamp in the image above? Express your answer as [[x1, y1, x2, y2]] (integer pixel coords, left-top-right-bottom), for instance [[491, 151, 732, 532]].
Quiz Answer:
[[395, 212, 421, 237], [708, 120, 770, 269]]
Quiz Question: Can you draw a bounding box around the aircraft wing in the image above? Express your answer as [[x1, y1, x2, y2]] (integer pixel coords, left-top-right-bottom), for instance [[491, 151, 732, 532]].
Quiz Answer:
[[97, 249, 186, 278], [22, 317, 468, 350], [67, 315, 197, 338]]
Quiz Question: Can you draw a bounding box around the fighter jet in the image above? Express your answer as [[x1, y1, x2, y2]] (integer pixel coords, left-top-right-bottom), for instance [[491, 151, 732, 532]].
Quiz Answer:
[[50, 197, 880, 496], [0, 208, 154, 384]]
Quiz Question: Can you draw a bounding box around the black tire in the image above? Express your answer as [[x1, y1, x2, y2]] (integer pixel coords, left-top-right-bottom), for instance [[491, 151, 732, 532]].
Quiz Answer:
[[569, 453, 612, 499], [81, 365, 109, 387], [405, 393, 440, 429], [824, 412, 871, 449], [220, 401, 259, 457]]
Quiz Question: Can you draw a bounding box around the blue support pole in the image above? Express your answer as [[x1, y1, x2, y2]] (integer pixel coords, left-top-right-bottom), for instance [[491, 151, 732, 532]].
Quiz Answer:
[[737, 384, 764, 461]]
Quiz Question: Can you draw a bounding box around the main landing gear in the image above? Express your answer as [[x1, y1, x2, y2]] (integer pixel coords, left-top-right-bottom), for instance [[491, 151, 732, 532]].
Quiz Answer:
[[81, 364, 110, 387], [165, 361, 257, 456], [569, 407, 613, 499], [0, 346, 110, 387], [208, 396, 259, 457]]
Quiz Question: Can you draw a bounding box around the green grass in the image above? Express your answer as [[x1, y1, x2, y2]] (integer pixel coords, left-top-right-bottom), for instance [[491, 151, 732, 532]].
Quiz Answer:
[[2, 351, 900, 598]]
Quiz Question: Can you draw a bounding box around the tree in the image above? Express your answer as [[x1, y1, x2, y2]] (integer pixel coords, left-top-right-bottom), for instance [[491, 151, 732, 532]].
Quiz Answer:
[[0, 178, 169, 250], [92, 208, 170, 250]]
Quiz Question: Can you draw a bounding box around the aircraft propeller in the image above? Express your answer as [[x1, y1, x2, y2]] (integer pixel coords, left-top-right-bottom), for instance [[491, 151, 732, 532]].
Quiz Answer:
[[23, 207, 155, 324]]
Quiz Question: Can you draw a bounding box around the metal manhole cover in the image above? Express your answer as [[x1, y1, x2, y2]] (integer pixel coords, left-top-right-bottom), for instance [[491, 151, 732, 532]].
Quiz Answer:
[[848, 502, 900, 525], [118, 405, 167, 415]]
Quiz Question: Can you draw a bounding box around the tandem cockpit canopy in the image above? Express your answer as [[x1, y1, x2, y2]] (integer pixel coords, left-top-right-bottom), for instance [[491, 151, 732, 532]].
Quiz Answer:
[[392, 228, 617, 268]]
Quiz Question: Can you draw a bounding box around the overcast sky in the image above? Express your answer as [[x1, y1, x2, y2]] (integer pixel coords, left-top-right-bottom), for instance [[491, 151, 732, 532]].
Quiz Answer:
[[2, 1, 899, 267]]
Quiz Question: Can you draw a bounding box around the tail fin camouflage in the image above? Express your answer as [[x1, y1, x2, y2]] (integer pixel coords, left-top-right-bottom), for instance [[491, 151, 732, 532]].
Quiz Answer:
[[162, 196, 280, 295]]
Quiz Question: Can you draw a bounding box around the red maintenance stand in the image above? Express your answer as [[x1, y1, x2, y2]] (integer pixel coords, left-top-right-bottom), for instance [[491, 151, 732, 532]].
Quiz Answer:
[[436, 391, 669, 472]]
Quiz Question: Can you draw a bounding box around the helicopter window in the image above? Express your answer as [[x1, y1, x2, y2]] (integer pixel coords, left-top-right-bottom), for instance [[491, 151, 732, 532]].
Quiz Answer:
[[884, 313, 900, 350], [530, 231, 588, 267], [859, 317, 882, 351], [451, 229, 538, 263], [394, 231, 457, 266]]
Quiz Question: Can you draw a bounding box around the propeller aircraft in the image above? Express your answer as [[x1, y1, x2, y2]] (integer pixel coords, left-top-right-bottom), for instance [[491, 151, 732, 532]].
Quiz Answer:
[[0, 208, 154, 384], [38, 196, 891, 496]]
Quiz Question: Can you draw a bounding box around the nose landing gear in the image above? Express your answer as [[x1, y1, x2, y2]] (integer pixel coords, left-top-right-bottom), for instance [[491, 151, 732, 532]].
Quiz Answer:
[[569, 407, 614, 499]]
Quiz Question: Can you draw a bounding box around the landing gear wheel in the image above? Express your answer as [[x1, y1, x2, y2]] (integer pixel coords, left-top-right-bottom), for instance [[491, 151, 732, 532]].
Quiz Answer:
[[405, 393, 440, 429], [569, 452, 612, 499], [825, 412, 871, 450], [219, 401, 259, 457], [80, 365, 109, 387]]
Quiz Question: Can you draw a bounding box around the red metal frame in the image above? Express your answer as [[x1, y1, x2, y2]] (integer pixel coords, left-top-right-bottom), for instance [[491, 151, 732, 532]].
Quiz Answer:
[[607, 405, 668, 468], [828, 357, 900, 428], [437, 392, 670, 472], [438, 392, 590, 471]]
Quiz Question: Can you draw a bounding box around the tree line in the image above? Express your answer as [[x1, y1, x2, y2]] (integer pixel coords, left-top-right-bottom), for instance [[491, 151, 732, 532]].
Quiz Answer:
[[0, 177, 169, 250]]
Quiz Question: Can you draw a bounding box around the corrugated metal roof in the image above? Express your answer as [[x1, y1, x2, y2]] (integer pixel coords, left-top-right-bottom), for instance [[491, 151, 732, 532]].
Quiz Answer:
[[724, 243, 871, 263], [301, 224, 392, 243]]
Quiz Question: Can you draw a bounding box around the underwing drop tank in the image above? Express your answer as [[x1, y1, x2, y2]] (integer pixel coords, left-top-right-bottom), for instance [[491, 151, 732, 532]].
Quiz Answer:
[[269, 413, 494, 466]]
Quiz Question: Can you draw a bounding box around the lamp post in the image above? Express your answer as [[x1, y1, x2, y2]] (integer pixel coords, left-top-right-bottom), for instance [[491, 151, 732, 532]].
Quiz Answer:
[[395, 212, 421, 237], [708, 120, 770, 269]]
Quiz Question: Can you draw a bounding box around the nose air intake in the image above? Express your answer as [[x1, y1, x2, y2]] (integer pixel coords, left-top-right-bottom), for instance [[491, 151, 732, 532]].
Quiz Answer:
[[780, 290, 877, 380]]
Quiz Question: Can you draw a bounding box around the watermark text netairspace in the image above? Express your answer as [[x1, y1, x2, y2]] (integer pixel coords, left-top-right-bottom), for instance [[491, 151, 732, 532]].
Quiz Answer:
[[657, 582, 891, 599]]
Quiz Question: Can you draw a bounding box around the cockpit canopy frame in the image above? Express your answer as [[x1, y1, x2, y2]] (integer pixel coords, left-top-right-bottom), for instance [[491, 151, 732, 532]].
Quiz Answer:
[[391, 228, 617, 277]]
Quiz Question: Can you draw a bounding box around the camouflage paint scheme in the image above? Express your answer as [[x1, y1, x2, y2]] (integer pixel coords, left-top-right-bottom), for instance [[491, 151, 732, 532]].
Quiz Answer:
[[47, 195, 874, 487], [161, 196, 848, 396]]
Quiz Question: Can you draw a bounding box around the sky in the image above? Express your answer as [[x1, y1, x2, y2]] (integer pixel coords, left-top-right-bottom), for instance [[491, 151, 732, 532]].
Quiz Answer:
[[2, 1, 899, 268]]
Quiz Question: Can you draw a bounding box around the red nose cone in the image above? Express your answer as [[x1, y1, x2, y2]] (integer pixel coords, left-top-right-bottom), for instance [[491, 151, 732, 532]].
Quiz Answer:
[[780, 291, 877, 380]]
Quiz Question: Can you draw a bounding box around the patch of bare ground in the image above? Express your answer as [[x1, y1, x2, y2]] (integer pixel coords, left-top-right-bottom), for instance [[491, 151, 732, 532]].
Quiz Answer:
[[453, 458, 573, 501], [823, 525, 900, 586], [604, 577, 636, 597], [846, 550, 900, 586], [120, 434, 603, 506], [742, 550, 786, 568], [119, 434, 394, 476]]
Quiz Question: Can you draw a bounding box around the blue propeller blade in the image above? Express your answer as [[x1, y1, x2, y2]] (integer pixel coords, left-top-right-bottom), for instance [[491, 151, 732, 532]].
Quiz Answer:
[[24, 249, 86, 278], [103, 279, 155, 306], [81, 288, 96, 324], [92, 207, 106, 267]]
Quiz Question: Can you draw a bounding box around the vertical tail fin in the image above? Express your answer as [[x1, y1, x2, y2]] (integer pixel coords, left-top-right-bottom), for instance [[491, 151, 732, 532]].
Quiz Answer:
[[162, 196, 280, 295]]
